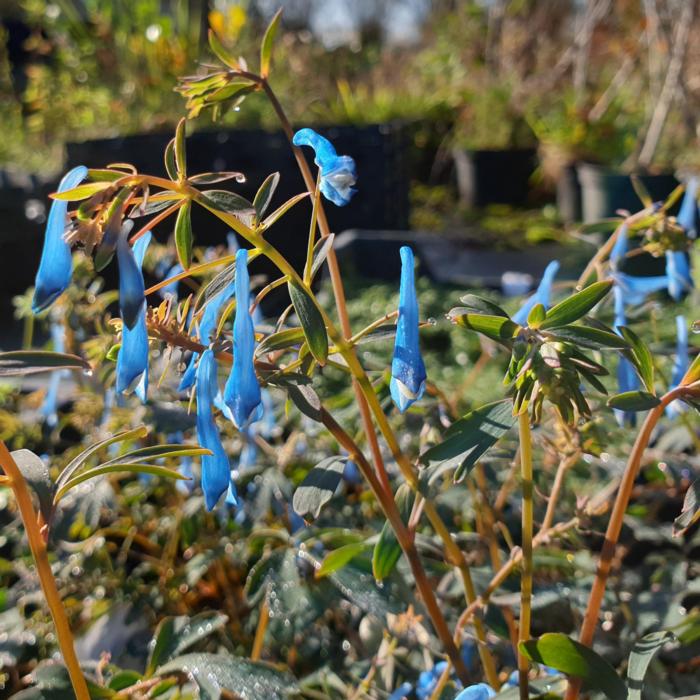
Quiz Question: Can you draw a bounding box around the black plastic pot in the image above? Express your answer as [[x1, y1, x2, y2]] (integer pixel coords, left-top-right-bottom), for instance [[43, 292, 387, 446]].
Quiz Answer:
[[452, 148, 537, 208], [576, 162, 679, 222]]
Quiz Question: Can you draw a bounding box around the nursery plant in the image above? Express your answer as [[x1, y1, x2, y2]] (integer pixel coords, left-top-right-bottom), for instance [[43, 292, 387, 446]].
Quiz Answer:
[[2, 9, 699, 700]]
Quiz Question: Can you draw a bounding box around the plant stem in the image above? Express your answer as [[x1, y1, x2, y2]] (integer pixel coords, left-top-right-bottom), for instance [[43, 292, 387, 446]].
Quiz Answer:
[[564, 385, 694, 700], [0, 442, 89, 700], [517, 412, 534, 700]]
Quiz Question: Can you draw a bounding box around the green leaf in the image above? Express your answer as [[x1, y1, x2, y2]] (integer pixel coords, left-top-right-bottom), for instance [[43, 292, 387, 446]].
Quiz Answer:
[[253, 172, 280, 220], [286, 383, 323, 422], [527, 302, 546, 328], [355, 324, 399, 345], [318, 542, 370, 578], [174, 118, 187, 179], [631, 174, 652, 208], [10, 450, 53, 524], [54, 463, 188, 503], [619, 326, 654, 392], [164, 139, 177, 181], [457, 294, 510, 317], [681, 353, 700, 386], [208, 30, 241, 70], [0, 351, 90, 376], [447, 312, 519, 346], [50, 182, 114, 201], [288, 281, 328, 364], [310, 234, 335, 280], [607, 391, 661, 411], [540, 281, 613, 329], [520, 633, 627, 700], [579, 219, 622, 234], [372, 483, 413, 582], [198, 189, 256, 223], [174, 201, 193, 269], [105, 343, 121, 362], [545, 324, 629, 350], [673, 477, 700, 536], [188, 171, 245, 185], [256, 327, 306, 355], [292, 456, 346, 519], [55, 426, 149, 493], [99, 444, 210, 468], [420, 400, 515, 483], [260, 8, 283, 77], [155, 652, 298, 700], [146, 612, 229, 677], [108, 670, 142, 691], [627, 630, 674, 700], [261, 192, 309, 230]]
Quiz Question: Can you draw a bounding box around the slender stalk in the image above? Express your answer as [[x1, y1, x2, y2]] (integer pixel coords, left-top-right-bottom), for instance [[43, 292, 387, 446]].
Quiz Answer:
[[517, 412, 534, 700], [251, 594, 270, 661], [564, 385, 694, 700], [541, 452, 580, 532], [0, 443, 89, 700]]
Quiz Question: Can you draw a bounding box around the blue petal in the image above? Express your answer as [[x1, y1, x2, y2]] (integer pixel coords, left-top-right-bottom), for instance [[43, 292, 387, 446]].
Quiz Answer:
[[159, 263, 183, 299], [613, 272, 669, 306], [391, 246, 426, 413], [224, 249, 263, 428], [512, 260, 560, 326], [667, 315, 689, 417], [117, 224, 147, 330], [32, 166, 88, 313], [196, 349, 231, 510], [455, 684, 497, 700], [292, 128, 357, 206], [388, 683, 413, 700], [609, 223, 629, 268], [116, 232, 152, 402], [677, 177, 698, 236], [665, 250, 692, 301]]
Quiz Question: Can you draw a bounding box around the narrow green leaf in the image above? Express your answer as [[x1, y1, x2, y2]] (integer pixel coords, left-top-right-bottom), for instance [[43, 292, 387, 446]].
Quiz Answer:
[[520, 633, 627, 700], [447, 311, 519, 346], [630, 175, 653, 208], [607, 391, 661, 411], [318, 542, 370, 578], [253, 172, 280, 220], [188, 171, 245, 185], [310, 233, 335, 280], [527, 302, 546, 329], [627, 631, 674, 700], [256, 327, 305, 355], [288, 281, 328, 364], [198, 190, 256, 223], [545, 325, 629, 350], [164, 138, 177, 181], [420, 400, 515, 483], [456, 295, 510, 317], [373, 483, 413, 582], [55, 463, 188, 503], [0, 351, 90, 376], [99, 445, 210, 468], [292, 457, 346, 519], [175, 201, 193, 269], [286, 383, 323, 422], [208, 29, 241, 70], [578, 219, 622, 234], [174, 118, 187, 179], [540, 281, 613, 329], [619, 326, 654, 392], [681, 353, 700, 386], [260, 8, 283, 77], [87, 168, 126, 183], [673, 477, 700, 536], [261, 192, 309, 229], [50, 182, 114, 201]]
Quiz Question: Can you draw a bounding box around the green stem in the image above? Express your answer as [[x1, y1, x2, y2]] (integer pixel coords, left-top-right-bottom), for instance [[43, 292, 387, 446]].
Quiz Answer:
[[517, 411, 534, 700], [0, 443, 89, 700]]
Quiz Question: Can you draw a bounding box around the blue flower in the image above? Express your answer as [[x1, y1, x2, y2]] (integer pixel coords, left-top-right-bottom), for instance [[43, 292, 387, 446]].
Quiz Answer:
[[159, 262, 183, 300], [454, 683, 496, 700], [41, 322, 67, 427], [665, 250, 692, 301], [292, 128, 357, 206], [389, 682, 413, 700], [609, 224, 629, 269], [115, 231, 151, 402], [416, 661, 447, 700], [391, 246, 427, 413], [117, 223, 148, 330], [612, 286, 640, 427], [667, 315, 689, 418], [32, 166, 88, 313], [677, 177, 698, 237], [224, 249, 263, 428], [179, 272, 236, 392], [196, 349, 232, 510], [512, 260, 560, 326], [613, 272, 669, 306]]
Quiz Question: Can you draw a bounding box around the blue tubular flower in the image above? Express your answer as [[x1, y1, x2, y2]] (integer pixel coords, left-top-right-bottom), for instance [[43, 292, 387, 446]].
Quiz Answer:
[[389, 683, 413, 700], [292, 128, 357, 206], [416, 661, 447, 700], [41, 322, 66, 427], [667, 315, 689, 418], [391, 246, 427, 413], [32, 166, 89, 314], [665, 250, 693, 301], [196, 349, 232, 510], [159, 263, 183, 300], [116, 232, 151, 402], [454, 684, 497, 700], [117, 223, 146, 330], [610, 224, 629, 269], [512, 260, 560, 326], [612, 286, 639, 427], [224, 249, 262, 429], [677, 177, 698, 236], [613, 272, 669, 306]]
